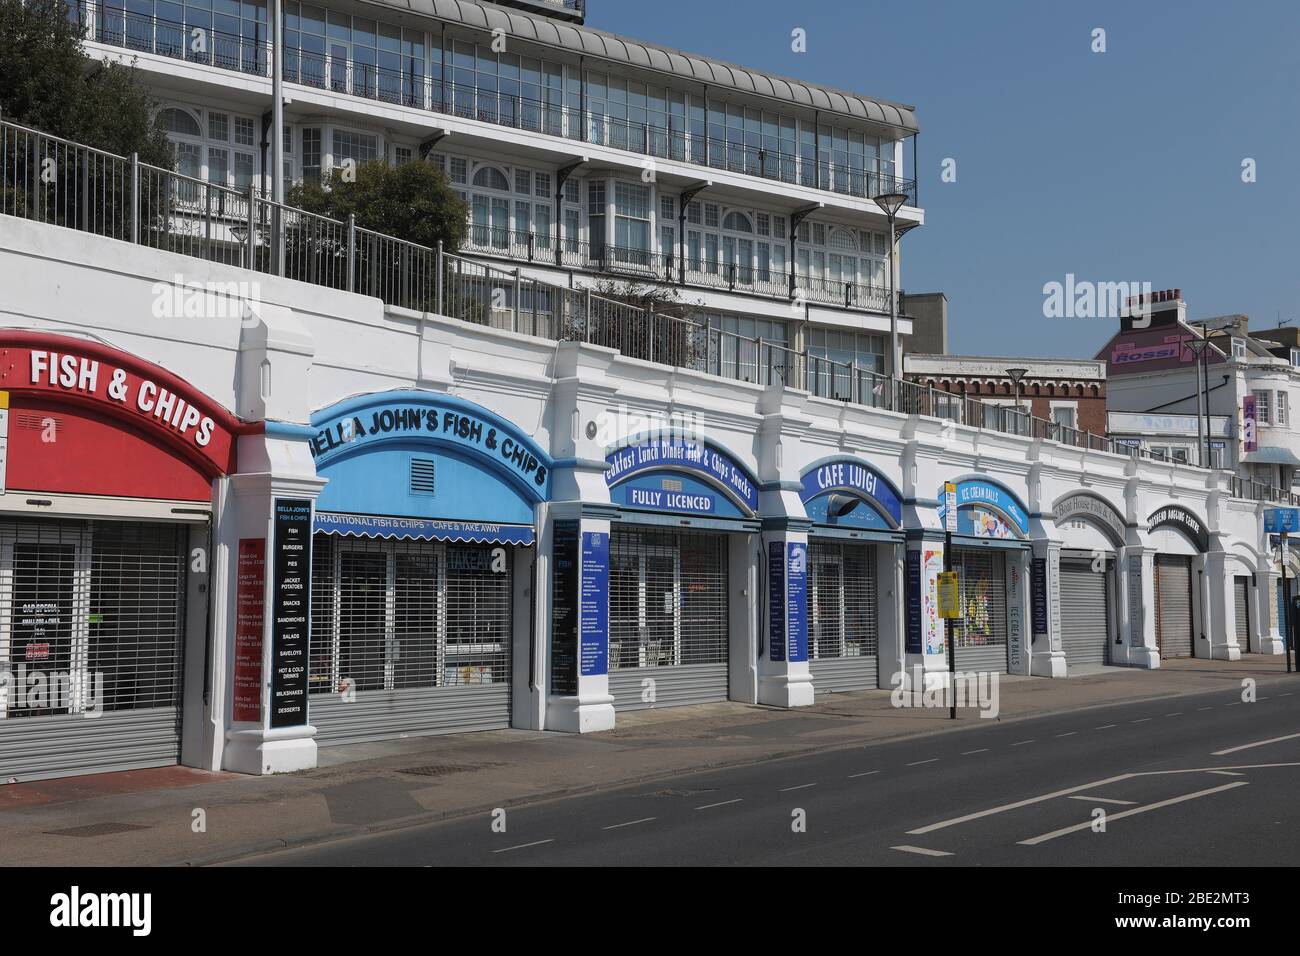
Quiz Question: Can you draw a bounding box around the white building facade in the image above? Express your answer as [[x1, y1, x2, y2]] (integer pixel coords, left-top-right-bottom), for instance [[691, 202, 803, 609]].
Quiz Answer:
[[0, 3, 1287, 783]]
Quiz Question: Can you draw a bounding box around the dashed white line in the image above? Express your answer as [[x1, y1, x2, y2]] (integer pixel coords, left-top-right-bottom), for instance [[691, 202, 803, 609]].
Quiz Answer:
[[961, 749, 990, 756], [891, 845, 953, 857], [780, 783, 817, 792], [1094, 724, 1117, 730], [907, 758, 939, 766], [492, 839, 555, 854], [1132, 718, 1152, 723], [848, 770, 880, 779], [1011, 739, 1036, 747], [1055, 732, 1077, 738], [1197, 707, 1214, 712], [601, 817, 656, 830], [1208, 770, 1245, 777], [1163, 712, 1183, 718], [1018, 782, 1249, 846], [694, 798, 742, 810]]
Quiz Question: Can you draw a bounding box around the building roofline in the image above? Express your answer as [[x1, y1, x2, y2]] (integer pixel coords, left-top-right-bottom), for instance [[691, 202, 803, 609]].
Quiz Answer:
[[362, 0, 919, 136]]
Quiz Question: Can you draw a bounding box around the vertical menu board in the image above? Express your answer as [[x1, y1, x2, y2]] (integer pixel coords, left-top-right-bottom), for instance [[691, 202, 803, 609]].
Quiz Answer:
[[233, 538, 266, 723], [270, 498, 312, 729], [580, 530, 609, 677], [786, 541, 808, 663], [905, 550, 921, 654], [550, 520, 579, 696], [768, 540, 786, 662]]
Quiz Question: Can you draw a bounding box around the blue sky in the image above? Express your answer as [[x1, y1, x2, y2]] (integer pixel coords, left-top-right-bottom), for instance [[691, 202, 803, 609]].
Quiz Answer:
[[596, 0, 1300, 359]]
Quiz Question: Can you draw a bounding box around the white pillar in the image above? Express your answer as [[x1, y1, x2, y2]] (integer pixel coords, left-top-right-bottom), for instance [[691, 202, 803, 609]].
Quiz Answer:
[[901, 530, 950, 692], [757, 527, 814, 707], [1203, 547, 1240, 661], [1116, 545, 1160, 668], [1027, 540, 1065, 677]]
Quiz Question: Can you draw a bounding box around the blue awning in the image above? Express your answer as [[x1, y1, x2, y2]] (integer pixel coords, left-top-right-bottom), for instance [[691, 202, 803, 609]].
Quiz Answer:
[[313, 511, 535, 546], [1243, 447, 1300, 467]]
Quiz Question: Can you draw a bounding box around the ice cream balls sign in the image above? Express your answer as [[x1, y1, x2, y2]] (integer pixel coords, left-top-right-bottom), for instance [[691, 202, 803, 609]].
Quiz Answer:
[[26, 349, 219, 448]]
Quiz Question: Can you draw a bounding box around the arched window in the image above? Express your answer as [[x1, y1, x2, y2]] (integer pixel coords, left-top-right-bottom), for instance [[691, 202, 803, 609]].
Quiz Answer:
[[472, 166, 511, 191], [161, 108, 201, 137], [722, 211, 753, 233]]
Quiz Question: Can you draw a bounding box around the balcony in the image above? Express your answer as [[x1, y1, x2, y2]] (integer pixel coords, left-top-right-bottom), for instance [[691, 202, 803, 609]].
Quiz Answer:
[[80, 9, 919, 208], [459, 226, 896, 314]]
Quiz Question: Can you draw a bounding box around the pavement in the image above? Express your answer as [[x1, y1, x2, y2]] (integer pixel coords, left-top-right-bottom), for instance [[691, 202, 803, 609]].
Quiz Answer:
[[0, 655, 1294, 867]]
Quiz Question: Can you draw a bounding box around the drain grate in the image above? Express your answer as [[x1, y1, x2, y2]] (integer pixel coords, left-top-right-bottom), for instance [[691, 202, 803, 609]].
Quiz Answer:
[[45, 821, 152, 838], [398, 765, 472, 778]]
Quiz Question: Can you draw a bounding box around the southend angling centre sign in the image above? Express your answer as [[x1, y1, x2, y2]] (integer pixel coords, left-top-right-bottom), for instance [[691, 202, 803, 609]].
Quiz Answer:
[[311, 401, 549, 493], [1148, 505, 1210, 553]]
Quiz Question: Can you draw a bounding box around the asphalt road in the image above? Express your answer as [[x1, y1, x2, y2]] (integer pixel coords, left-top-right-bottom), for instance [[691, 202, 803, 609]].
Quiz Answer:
[[235, 678, 1300, 866]]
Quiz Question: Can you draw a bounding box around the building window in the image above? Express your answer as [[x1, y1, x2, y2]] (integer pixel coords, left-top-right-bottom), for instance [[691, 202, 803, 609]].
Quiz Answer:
[[1278, 391, 1289, 427], [1232, 338, 1246, 359], [1252, 389, 1272, 425], [302, 128, 322, 183], [614, 181, 651, 256], [332, 129, 378, 171], [1051, 403, 1078, 431]]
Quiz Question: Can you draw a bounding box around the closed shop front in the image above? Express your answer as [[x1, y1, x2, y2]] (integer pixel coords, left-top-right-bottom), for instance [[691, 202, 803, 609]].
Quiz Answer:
[[1234, 575, 1252, 654], [940, 478, 1032, 674], [304, 390, 550, 744], [1053, 492, 1128, 671], [607, 526, 729, 709], [605, 435, 759, 711], [1059, 558, 1112, 666], [0, 331, 244, 781], [1148, 505, 1209, 660], [1154, 555, 1194, 658], [799, 457, 904, 693]]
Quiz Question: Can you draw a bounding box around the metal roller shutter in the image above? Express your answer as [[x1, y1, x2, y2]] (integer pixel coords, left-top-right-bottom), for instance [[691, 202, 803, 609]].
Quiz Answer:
[[1154, 554, 1194, 658], [1059, 558, 1110, 667], [0, 518, 188, 782], [608, 527, 728, 711], [808, 540, 878, 693], [308, 534, 513, 745], [952, 548, 1008, 672], [1234, 576, 1251, 654]]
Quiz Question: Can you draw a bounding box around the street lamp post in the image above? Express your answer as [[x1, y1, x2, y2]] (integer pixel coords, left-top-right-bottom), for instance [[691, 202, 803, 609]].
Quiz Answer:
[[1006, 367, 1028, 436], [1185, 336, 1212, 468], [872, 191, 912, 385]]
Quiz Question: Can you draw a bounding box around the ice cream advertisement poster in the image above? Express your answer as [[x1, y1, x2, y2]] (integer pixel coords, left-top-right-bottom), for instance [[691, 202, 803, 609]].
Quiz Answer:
[[923, 548, 944, 655]]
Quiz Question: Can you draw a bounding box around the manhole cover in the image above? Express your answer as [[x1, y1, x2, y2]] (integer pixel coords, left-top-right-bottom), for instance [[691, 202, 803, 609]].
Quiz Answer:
[[45, 822, 151, 838]]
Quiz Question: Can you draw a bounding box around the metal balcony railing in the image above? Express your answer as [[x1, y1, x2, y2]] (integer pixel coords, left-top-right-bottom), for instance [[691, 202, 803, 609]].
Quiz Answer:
[[460, 226, 896, 313], [77, 6, 919, 208], [3, 115, 1294, 507]]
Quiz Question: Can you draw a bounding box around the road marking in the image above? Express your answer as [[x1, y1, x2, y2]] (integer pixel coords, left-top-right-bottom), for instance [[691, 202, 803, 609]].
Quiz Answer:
[[905, 762, 1300, 836], [907, 758, 938, 766], [1163, 712, 1183, 718], [848, 770, 880, 779], [907, 774, 1134, 834], [1279, 693, 1293, 698], [1132, 717, 1152, 723], [1197, 707, 1213, 712], [601, 817, 656, 830], [1018, 782, 1249, 846], [1094, 724, 1117, 730], [961, 749, 990, 756], [1011, 739, 1036, 747], [891, 845, 953, 857], [1212, 731, 1300, 756], [695, 798, 742, 810], [492, 839, 555, 854], [1067, 795, 1137, 806], [1208, 770, 1244, 777], [1055, 732, 1077, 738], [780, 783, 817, 792]]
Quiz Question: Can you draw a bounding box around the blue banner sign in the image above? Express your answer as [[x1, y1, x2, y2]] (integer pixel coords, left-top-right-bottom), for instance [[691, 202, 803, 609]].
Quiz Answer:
[[580, 531, 609, 677], [799, 458, 903, 528], [786, 542, 808, 663], [313, 511, 535, 546], [607, 471, 746, 519], [1265, 508, 1300, 535], [937, 479, 1030, 538], [607, 436, 759, 515], [905, 550, 922, 655]]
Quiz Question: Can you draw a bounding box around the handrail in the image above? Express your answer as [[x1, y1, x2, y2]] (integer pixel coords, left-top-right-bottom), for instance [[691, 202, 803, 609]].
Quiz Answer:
[[3, 114, 1295, 506]]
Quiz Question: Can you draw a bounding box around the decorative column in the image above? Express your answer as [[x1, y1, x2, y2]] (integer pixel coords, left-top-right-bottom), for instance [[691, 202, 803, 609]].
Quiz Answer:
[[758, 526, 813, 707], [1026, 531, 1066, 677], [902, 528, 949, 692], [1115, 543, 1159, 668], [1203, 540, 1241, 661]]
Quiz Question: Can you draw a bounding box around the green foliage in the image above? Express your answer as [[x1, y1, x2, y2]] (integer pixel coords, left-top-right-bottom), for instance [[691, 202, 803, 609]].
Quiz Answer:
[[288, 160, 468, 252], [0, 0, 172, 166]]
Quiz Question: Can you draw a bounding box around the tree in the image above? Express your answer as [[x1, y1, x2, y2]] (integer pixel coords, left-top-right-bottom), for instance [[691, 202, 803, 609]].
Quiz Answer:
[[0, 0, 172, 166], [586, 277, 706, 371], [288, 159, 468, 252]]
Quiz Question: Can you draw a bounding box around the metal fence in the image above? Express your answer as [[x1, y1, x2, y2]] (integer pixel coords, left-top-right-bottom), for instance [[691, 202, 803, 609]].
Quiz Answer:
[[4, 115, 1295, 506]]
